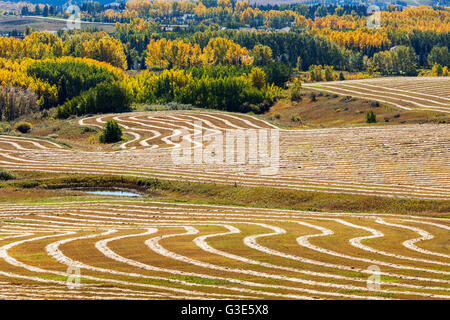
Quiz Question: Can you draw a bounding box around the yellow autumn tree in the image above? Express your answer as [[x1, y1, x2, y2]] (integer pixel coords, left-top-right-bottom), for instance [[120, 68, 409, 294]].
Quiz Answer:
[[78, 37, 128, 70], [194, 2, 207, 17], [145, 38, 202, 69], [202, 37, 253, 66]]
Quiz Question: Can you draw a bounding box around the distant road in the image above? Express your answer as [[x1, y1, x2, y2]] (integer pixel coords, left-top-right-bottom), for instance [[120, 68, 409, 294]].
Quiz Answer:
[[21, 15, 116, 26]]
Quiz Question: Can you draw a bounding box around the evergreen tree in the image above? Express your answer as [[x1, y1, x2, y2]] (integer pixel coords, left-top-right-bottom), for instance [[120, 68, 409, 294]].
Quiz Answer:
[[366, 110, 377, 123], [99, 120, 123, 143]]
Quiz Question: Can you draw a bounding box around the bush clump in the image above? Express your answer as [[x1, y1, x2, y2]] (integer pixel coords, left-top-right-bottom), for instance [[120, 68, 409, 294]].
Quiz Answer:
[[99, 120, 123, 143], [0, 169, 16, 181], [291, 115, 302, 123], [366, 110, 377, 123], [289, 80, 302, 102], [14, 121, 32, 133], [0, 122, 11, 133]]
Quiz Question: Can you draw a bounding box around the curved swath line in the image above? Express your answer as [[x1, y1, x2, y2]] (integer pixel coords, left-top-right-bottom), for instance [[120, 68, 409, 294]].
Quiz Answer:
[[0, 140, 30, 151], [0, 233, 34, 241], [0, 225, 81, 233], [0, 135, 63, 149], [109, 117, 143, 148], [195, 113, 244, 129], [2, 266, 193, 301], [1, 219, 97, 231], [311, 84, 450, 114], [0, 292, 160, 300], [303, 85, 411, 111], [139, 129, 162, 147], [242, 223, 450, 292], [3, 200, 450, 222], [179, 114, 229, 132], [164, 115, 222, 137], [0, 230, 212, 300], [138, 116, 209, 149], [336, 219, 450, 267], [216, 113, 264, 129], [168, 116, 222, 149], [143, 116, 225, 149], [399, 220, 450, 231], [0, 138, 46, 150], [222, 113, 277, 129], [0, 284, 171, 299], [84, 116, 160, 149], [95, 115, 108, 124], [78, 116, 104, 129], [120, 116, 182, 148], [0, 199, 440, 220], [47, 228, 254, 299], [145, 226, 396, 299], [15, 284, 188, 299], [339, 84, 449, 108], [193, 224, 450, 298], [355, 83, 450, 104], [12, 217, 123, 228], [375, 219, 450, 259], [295, 221, 450, 279], [119, 132, 140, 150], [96, 228, 318, 300]]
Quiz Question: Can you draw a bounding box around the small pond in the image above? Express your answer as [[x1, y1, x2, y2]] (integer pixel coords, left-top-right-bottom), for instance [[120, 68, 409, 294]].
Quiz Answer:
[[84, 190, 143, 197]]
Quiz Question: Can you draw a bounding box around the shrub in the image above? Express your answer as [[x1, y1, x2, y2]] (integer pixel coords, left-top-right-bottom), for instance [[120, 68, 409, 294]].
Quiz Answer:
[[99, 120, 123, 144], [14, 121, 32, 133], [310, 92, 317, 102], [0, 122, 11, 133], [291, 115, 302, 123], [273, 113, 281, 119], [289, 79, 302, 102], [366, 110, 377, 123], [0, 169, 16, 181]]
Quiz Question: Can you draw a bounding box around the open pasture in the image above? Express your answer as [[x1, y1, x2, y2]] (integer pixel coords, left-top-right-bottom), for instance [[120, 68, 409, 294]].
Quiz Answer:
[[0, 199, 448, 299]]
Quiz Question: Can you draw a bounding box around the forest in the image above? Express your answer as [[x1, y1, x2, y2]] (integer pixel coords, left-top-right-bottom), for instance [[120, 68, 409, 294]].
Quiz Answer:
[[0, 1, 448, 120]]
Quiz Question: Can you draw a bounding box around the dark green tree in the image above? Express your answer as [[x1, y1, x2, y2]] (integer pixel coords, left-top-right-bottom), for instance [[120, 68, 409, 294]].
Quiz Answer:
[[99, 120, 123, 143], [366, 110, 377, 123]]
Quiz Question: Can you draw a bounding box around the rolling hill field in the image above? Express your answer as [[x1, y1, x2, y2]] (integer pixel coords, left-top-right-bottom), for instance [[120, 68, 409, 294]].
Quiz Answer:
[[303, 77, 450, 114], [0, 76, 448, 300]]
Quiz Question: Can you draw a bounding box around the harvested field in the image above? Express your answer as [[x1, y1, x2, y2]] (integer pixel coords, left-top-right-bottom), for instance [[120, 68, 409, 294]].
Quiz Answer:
[[303, 77, 450, 114], [0, 200, 448, 299], [0, 111, 449, 200]]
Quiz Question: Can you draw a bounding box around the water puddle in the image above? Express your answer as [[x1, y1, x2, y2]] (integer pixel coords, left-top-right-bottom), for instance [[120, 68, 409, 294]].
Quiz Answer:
[[83, 190, 143, 197]]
